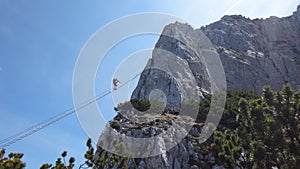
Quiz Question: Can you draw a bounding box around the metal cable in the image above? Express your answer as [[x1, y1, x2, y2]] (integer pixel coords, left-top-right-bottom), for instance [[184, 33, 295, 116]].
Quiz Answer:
[[0, 73, 141, 148]]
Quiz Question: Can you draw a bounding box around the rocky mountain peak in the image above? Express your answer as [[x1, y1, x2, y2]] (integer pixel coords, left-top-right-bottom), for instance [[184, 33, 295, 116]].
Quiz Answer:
[[220, 14, 250, 22], [97, 6, 300, 169], [296, 4, 300, 14], [132, 6, 300, 102], [295, 5, 300, 23]]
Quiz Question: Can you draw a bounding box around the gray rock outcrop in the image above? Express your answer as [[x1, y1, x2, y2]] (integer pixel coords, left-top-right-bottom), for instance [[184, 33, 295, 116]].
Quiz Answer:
[[97, 5, 300, 169], [96, 113, 215, 169], [132, 5, 300, 106]]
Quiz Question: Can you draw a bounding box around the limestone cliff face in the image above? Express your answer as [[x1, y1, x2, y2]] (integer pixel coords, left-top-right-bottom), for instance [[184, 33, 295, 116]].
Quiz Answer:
[[97, 6, 300, 169], [130, 22, 214, 110], [96, 113, 220, 169], [203, 7, 300, 91], [132, 6, 300, 105]]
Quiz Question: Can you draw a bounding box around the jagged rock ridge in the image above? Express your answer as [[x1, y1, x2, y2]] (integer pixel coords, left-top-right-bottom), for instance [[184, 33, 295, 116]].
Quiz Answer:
[[132, 5, 300, 104], [97, 6, 300, 169]]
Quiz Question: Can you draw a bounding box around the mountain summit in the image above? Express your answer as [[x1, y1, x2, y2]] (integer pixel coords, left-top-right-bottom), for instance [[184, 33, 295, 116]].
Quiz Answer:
[[132, 5, 300, 106], [96, 6, 300, 169]]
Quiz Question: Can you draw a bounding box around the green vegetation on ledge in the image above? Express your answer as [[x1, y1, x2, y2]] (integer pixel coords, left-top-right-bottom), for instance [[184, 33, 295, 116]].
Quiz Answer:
[[1, 84, 299, 169]]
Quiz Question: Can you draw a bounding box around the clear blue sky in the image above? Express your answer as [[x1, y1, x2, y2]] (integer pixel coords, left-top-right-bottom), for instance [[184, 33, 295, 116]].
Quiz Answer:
[[0, 0, 299, 168]]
